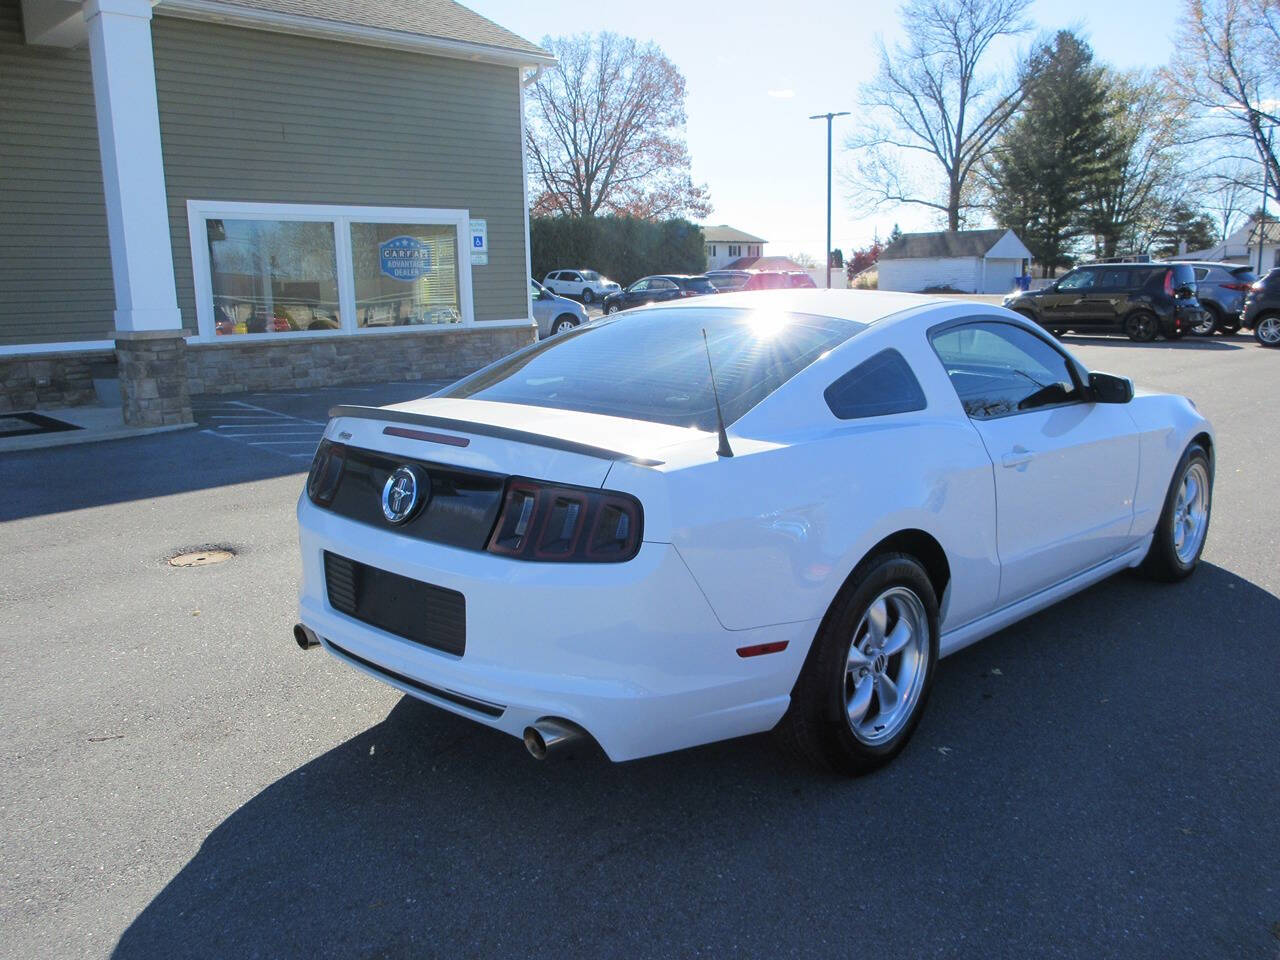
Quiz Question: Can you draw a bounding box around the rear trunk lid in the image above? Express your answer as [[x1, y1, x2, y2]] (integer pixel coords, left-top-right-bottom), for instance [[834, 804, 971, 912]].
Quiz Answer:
[[327, 397, 711, 488]]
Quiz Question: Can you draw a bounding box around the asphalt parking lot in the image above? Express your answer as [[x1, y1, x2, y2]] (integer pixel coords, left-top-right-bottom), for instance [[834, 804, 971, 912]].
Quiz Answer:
[[1, 331, 1277, 959]]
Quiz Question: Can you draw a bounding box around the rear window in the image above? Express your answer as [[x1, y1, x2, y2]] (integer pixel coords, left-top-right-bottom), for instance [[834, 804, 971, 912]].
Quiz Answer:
[[1232, 267, 1258, 283], [1170, 264, 1196, 285], [440, 308, 863, 431], [683, 277, 717, 294]]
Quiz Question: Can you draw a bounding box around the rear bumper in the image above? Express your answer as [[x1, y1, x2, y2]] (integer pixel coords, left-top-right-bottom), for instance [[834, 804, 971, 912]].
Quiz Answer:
[[297, 497, 815, 761]]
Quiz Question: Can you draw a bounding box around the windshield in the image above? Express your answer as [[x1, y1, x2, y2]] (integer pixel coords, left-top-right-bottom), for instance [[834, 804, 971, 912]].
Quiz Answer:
[[440, 307, 864, 430], [580, 270, 600, 281]]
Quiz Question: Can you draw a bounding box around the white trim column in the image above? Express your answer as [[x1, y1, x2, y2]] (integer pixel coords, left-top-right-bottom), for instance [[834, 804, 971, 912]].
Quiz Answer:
[[85, 0, 182, 334]]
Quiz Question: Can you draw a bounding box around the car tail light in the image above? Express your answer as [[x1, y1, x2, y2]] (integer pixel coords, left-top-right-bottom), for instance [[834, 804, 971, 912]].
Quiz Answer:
[[487, 478, 642, 562], [1163, 270, 1174, 296], [306, 439, 346, 506], [1221, 282, 1252, 291]]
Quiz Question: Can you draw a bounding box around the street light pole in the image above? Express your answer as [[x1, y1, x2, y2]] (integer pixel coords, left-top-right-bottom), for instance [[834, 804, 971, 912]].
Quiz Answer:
[[810, 111, 850, 288], [1259, 125, 1274, 275]]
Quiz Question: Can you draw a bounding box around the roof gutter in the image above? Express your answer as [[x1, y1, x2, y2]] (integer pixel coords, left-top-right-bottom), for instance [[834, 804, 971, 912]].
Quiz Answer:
[[157, 0, 557, 68]]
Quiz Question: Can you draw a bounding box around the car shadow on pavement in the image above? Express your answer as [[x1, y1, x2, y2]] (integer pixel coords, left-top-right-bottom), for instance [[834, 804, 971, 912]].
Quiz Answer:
[[111, 563, 1280, 959]]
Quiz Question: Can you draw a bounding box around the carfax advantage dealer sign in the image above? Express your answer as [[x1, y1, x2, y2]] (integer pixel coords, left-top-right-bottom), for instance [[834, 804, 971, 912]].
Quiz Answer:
[[379, 236, 432, 281]]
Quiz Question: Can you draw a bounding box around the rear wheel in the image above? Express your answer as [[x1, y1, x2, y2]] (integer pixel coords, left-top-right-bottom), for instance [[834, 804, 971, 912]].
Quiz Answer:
[[1124, 310, 1158, 342], [551, 315, 578, 335], [605, 303, 620, 315], [777, 553, 938, 775], [1255, 313, 1280, 347], [1142, 443, 1212, 581], [1190, 306, 1219, 336]]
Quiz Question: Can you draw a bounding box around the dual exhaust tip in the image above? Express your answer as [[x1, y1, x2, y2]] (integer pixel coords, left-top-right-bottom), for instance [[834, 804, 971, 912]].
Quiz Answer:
[[522, 717, 587, 760], [294, 623, 320, 650], [294, 624, 586, 761]]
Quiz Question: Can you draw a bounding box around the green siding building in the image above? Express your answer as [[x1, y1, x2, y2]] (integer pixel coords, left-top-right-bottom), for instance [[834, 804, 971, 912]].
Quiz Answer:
[[1, 0, 552, 425]]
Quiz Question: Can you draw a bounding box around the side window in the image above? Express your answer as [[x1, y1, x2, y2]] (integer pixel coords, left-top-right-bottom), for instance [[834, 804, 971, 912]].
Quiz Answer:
[[930, 321, 1082, 420], [629, 279, 650, 293], [824, 349, 928, 420], [1097, 269, 1128, 290], [1057, 268, 1098, 291], [566, 272, 581, 282], [651, 278, 678, 291], [1194, 267, 1210, 281]]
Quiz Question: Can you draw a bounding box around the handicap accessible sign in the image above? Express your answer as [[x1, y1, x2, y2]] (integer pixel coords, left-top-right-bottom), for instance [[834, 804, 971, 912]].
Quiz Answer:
[[379, 235, 432, 281]]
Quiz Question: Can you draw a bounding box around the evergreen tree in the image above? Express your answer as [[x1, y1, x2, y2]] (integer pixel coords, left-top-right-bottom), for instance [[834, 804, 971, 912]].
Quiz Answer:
[[1150, 203, 1217, 258], [984, 32, 1114, 275]]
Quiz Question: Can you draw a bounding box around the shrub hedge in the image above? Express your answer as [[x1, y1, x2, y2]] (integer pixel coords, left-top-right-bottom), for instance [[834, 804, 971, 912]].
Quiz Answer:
[[530, 216, 707, 287]]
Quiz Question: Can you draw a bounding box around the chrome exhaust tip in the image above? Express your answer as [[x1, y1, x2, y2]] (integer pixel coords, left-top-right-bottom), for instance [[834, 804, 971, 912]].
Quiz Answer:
[[523, 718, 585, 759], [294, 623, 320, 650]]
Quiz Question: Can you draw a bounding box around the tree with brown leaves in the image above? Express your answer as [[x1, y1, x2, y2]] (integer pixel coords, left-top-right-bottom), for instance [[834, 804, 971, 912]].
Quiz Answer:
[[525, 33, 711, 221]]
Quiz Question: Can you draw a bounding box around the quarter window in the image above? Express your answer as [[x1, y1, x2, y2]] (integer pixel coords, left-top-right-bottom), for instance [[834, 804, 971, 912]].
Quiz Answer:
[[824, 349, 927, 420], [930, 321, 1082, 420]]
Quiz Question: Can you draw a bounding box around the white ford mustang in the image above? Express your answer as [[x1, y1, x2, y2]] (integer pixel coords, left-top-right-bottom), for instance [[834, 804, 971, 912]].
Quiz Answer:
[[296, 290, 1214, 773]]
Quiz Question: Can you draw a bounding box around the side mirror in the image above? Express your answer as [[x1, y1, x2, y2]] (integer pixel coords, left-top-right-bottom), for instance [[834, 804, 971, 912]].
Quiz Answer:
[[1089, 371, 1134, 404], [538, 290, 554, 301]]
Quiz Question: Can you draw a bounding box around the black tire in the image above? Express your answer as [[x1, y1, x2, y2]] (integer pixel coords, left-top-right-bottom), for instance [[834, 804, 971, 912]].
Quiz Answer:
[[1255, 313, 1280, 347], [581, 288, 594, 304], [1141, 442, 1212, 582], [605, 303, 620, 315], [777, 553, 939, 775], [1220, 318, 1241, 334], [551, 315, 578, 335], [1124, 310, 1158, 342]]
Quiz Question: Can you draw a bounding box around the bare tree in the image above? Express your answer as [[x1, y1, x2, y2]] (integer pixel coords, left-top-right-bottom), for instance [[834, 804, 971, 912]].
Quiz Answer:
[[1165, 0, 1279, 208], [1202, 163, 1257, 239], [525, 33, 711, 220], [844, 0, 1033, 231], [1083, 72, 1184, 258]]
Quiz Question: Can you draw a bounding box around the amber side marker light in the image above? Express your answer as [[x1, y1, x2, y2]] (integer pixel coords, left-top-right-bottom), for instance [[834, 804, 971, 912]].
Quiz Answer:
[[736, 641, 789, 658]]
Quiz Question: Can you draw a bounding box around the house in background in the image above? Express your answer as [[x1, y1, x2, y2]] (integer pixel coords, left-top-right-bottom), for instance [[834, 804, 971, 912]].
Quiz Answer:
[[877, 229, 1032, 295], [703, 225, 766, 271], [1174, 217, 1280, 270], [1, 0, 553, 426]]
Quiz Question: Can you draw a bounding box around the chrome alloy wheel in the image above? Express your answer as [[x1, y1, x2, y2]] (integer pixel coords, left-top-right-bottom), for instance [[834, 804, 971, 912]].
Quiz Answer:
[[1257, 315, 1280, 346], [844, 587, 929, 746], [1172, 461, 1210, 565], [1190, 313, 1217, 336]]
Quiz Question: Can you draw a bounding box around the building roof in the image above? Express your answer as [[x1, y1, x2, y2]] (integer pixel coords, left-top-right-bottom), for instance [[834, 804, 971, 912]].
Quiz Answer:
[[161, 0, 554, 64], [881, 228, 1017, 260], [722, 255, 811, 272], [1248, 219, 1280, 245], [702, 225, 767, 244]]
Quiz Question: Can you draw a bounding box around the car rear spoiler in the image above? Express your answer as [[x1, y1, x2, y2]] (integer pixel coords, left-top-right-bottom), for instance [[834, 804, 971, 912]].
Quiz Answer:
[[327, 405, 665, 467]]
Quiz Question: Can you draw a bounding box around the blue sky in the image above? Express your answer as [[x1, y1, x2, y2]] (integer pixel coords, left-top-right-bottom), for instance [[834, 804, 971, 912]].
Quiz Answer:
[[468, 0, 1177, 259]]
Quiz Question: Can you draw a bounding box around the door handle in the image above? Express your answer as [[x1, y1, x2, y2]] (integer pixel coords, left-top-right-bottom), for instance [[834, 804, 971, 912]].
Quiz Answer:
[[1002, 447, 1034, 469]]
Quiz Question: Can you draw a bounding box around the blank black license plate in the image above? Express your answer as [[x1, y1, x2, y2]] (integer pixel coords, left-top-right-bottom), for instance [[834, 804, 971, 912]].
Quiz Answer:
[[324, 552, 466, 656]]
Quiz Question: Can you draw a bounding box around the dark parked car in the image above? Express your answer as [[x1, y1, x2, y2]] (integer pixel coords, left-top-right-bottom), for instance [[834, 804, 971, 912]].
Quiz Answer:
[[1242, 268, 1280, 347], [1169, 261, 1257, 335], [602, 275, 717, 314], [1002, 262, 1207, 342], [706, 269, 751, 291]]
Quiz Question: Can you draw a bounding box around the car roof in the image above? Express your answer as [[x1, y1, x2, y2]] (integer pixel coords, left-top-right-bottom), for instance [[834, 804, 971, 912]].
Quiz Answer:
[[643, 288, 946, 325]]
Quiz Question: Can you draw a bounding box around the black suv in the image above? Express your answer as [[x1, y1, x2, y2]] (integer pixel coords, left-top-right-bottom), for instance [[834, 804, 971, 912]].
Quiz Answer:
[[602, 275, 717, 314], [1002, 262, 1207, 341], [1242, 268, 1280, 347]]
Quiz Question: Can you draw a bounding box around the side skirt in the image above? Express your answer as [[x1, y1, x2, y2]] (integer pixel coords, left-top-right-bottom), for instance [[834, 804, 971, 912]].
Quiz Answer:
[[938, 536, 1153, 658]]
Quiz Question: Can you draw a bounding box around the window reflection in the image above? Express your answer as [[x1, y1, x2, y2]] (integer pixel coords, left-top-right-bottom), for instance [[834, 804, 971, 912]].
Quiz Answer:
[[206, 219, 339, 335]]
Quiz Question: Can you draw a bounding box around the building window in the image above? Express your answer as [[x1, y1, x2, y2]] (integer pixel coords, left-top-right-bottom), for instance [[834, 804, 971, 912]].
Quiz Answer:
[[351, 222, 460, 327], [187, 201, 475, 340]]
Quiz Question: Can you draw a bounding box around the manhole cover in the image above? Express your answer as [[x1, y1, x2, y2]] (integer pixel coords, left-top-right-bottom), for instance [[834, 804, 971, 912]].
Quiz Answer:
[[168, 548, 235, 567]]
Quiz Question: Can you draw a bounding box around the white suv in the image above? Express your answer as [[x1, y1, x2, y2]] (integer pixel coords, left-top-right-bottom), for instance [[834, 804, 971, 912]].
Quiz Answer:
[[542, 268, 620, 305]]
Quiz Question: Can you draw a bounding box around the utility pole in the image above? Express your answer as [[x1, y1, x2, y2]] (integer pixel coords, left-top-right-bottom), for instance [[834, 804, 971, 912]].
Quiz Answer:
[[810, 111, 850, 288], [1259, 125, 1274, 275]]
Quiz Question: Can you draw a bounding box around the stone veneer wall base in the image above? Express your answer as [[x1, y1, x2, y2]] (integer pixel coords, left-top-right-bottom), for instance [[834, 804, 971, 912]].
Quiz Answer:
[[0, 350, 111, 413], [184, 325, 536, 396], [114, 331, 195, 428]]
